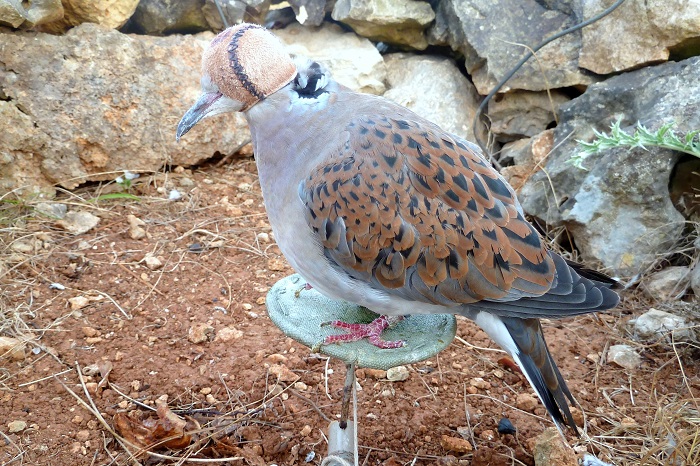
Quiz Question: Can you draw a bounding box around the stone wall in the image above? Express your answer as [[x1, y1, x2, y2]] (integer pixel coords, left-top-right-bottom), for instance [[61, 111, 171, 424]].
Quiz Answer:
[[1, 0, 698, 282]]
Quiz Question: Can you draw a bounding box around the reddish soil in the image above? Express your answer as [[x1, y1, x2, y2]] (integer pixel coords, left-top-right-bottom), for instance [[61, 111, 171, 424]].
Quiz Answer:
[[1, 160, 698, 465]]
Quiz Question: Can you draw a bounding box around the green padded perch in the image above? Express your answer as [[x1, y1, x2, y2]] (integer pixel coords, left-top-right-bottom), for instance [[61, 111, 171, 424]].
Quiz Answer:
[[266, 274, 457, 370]]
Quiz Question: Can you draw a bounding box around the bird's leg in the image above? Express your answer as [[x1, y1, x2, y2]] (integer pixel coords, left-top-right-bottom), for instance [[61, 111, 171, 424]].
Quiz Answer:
[[322, 315, 406, 349]]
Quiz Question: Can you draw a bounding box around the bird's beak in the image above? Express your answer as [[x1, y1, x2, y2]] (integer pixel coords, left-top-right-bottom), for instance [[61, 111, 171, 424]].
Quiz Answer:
[[176, 91, 222, 141]]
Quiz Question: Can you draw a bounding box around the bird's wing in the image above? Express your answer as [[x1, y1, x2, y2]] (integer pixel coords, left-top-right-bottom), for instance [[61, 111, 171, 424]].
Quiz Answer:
[[299, 113, 568, 311]]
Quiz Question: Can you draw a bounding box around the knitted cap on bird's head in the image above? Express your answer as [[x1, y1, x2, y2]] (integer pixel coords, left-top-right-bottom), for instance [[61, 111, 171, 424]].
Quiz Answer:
[[202, 23, 297, 111]]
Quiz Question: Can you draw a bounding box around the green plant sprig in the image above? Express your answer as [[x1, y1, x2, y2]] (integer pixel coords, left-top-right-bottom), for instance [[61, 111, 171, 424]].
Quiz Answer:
[[572, 120, 700, 169]]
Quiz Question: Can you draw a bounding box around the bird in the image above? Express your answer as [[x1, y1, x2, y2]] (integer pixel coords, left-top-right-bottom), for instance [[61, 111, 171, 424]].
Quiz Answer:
[[176, 23, 619, 434]]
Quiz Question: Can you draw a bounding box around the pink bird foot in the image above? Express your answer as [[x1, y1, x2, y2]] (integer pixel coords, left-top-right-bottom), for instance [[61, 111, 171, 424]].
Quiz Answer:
[[323, 315, 406, 349]]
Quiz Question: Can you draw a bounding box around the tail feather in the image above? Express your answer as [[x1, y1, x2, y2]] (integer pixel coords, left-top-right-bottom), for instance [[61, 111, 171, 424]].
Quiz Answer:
[[501, 317, 578, 434], [473, 312, 580, 434]]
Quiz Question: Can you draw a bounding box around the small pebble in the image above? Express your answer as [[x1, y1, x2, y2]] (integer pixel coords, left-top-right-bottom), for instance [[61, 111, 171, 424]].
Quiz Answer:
[[386, 366, 409, 382], [8, 420, 27, 433]]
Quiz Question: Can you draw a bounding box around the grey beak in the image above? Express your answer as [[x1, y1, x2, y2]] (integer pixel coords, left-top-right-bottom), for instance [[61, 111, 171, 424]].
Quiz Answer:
[[176, 91, 222, 141]]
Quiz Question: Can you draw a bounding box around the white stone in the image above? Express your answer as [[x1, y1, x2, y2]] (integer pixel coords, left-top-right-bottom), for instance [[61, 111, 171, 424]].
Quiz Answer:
[[386, 365, 409, 381], [629, 309, 694, 342], [607, 344, 642, 370], [55, 211, 100, 235], [643, 266, 690, 301], [144, 255, 163, 271]]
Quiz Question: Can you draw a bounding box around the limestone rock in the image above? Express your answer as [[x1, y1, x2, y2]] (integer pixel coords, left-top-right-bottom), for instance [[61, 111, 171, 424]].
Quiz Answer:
[[607, 344, 642, 370], [332, 0, 435, 50], [386, 365, 409, 382], [579, 0, 700, 74], [39, 0, 140, 33], [276, 22, 386, 95], [55, 211, 100, 235], [124, 0, 209, 35], [519, 58, 699, 277], [383, 53, 480, 141], [488, 91, 569, 141], [531, 427, 577, 466], [642, 267, 690, 301], [629, 308, 694, 342], [0, 0, 63, 28], [0, 24, 250, 194], [430, 0, 595, 95], [0, 336, 26, 361]]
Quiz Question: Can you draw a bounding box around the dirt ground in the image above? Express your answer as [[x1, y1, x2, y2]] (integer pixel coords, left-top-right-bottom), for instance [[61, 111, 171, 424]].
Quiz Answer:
[[1, 159, 698, 466]]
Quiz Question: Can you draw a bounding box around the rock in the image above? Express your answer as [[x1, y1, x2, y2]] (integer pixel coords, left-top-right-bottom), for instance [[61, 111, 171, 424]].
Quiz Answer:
[[201, 0, 269, 30], [81, 326, 99, 337], [68, 296, 90, 311], [519, 58, 700, 277], [629, 308, 694, 342], [215, 326, 244, 341], [10, 240, 34, 254], [386, 365, 409, 381], [579, 0, 700, 74], [642, 267, 690, 301], [144, 254, 163, 270], [440, 434, 473, 453], [55, 211, 100, 235], [268, 363, 300, 383], [430, 0, 595, 95], [691, 261, 700, 299], [124, 0, 209, 35], [34, 202, 67, 219], [531, 427, 577, 466], [0, 24, 250, 194], [500, 131, 554, 191], [0, 0, 63, 28], [516, 393, 538, 413], [276, 22, 386, 95], [127, 215, 146, 240], [607, 344, 642, 370], [188, 323, 215, 344], [7, 420, 27, 433], [469, 377, 490, 390], [39, 0, 140, 33], [0, 336, 26, 361], [487, 91, 569, 141], [360, 368, 386, 379], [383, 53, 481, 142], [289, 0, 330, 27], [331, 0, 435, 50]]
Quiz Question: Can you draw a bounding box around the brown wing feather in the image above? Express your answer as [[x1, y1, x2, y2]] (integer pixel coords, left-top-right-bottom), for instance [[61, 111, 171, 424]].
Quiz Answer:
[[300, 115, 555, 304]]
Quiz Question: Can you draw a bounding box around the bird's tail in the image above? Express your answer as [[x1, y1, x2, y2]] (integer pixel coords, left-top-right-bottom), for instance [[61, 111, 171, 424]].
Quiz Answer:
[[474, 312, 579, 434]]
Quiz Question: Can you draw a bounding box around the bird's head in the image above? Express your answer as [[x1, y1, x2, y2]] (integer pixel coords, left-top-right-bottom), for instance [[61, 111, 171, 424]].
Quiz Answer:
[[176, 23, 296, 141]]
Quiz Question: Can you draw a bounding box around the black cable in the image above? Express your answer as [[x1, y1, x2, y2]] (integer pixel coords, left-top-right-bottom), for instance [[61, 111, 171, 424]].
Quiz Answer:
[[213, 0, 230, 29]]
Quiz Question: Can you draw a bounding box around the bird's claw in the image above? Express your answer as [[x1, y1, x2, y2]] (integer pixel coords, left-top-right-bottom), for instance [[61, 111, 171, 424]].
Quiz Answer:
[[322, 315, 406, 349]]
